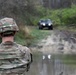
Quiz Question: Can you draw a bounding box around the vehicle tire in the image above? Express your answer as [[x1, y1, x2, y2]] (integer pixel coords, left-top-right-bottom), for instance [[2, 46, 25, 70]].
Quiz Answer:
[[39, 26, 43, 29], [48, 25, 53, 30]]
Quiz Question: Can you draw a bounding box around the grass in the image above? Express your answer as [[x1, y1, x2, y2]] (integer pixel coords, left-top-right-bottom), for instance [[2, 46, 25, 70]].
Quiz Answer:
[[15, 26, 51, 46], [29, 26, 51, 46], [14, 25, 76, 47]]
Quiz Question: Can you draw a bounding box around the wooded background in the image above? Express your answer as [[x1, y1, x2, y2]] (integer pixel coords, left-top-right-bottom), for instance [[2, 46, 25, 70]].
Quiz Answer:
[[0, 0, 75, 25]]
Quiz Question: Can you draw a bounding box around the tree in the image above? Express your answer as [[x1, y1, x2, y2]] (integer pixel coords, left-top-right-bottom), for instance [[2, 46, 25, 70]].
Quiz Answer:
[[42, 0, 72, 9], [0, 0, 39, 25], [72, 0, 76, 5]]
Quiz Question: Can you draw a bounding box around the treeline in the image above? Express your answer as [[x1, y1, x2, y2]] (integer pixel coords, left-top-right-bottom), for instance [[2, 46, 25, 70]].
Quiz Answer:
[[0, 0, 76, 27], [0, 0, 40, 25], [42, 0, 76, 9]]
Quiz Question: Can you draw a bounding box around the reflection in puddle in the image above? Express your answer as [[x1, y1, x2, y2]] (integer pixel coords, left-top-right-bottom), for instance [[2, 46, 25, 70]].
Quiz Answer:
[[26, 52, 76, 75]]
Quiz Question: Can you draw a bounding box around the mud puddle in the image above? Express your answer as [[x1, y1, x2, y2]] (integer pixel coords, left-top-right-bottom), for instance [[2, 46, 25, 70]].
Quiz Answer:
[[26, 52, 76, 75]]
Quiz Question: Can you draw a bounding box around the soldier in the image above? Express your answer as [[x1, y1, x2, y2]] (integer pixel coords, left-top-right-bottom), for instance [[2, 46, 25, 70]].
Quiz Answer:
[[0, 17, 32, 75]]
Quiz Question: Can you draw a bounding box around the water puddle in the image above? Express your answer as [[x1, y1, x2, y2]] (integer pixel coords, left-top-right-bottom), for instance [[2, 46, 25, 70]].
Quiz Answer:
[[26, 51, 76, 75]]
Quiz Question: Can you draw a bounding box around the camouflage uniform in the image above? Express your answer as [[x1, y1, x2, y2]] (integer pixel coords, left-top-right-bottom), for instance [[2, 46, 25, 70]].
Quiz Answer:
[[0, 18, 32, 75]]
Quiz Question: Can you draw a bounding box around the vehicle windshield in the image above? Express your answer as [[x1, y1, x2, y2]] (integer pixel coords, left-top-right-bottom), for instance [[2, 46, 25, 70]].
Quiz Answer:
[[40, 19, 52, 23], [45, 19, 52, 23], [40, 20, 45, 22]]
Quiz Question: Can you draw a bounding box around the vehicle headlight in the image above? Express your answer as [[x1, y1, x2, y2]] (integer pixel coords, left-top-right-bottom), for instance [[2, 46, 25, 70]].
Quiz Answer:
[[48, 23, 52, 26], [42, 23, 45, 26], [48, 23, 51, 26]]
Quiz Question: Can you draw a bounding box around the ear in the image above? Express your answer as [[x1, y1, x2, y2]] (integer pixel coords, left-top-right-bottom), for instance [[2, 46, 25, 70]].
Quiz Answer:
[[0, 33, 2, 38]]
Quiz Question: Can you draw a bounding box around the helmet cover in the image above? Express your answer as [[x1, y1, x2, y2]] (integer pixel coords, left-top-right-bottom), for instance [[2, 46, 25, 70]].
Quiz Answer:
[[0, 17, 19, 33]]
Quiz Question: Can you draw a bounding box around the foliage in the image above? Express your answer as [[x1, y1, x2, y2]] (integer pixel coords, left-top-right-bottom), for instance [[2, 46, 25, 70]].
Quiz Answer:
[[30, 5, 76, 27], [15, 25, 33, 46], [0, 0, 76, 27], [15, 26, 51, 46], [29, 26, 51, 46], [61, 6, 76, 26], [41, 5, 76, 27], [27, 6, 47, 25]]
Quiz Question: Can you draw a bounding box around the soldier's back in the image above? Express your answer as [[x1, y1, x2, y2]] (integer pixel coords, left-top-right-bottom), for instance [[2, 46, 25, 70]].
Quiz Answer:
[[0, 41, 31, 75]]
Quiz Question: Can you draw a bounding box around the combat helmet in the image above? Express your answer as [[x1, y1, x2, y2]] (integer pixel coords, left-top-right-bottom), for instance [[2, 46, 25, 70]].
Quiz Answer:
[[0, 17, 19, 33]]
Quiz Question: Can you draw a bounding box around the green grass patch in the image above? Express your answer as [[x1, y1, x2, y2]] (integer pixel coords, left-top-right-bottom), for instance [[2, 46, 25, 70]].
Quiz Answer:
[[29, 26, 51, 46], [15, 26, 51, 46]]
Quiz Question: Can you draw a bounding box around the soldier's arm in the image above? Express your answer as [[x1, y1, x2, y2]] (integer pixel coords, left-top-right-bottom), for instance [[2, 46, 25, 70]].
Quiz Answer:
[[22, 47, 33, 71], [25, 47, 32, 63]]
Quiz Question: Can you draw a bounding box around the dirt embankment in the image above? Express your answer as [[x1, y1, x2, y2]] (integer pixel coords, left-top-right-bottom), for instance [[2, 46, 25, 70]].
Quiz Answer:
[[31, 30, 76, 54]]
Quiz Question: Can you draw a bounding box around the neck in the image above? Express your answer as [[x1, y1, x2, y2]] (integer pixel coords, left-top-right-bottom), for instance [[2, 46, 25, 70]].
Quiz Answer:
[[2, 36, 14, 43]]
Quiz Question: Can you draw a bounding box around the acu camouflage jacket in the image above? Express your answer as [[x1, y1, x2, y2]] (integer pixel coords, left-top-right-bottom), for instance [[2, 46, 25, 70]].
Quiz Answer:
[[0, 41, 32, 74]]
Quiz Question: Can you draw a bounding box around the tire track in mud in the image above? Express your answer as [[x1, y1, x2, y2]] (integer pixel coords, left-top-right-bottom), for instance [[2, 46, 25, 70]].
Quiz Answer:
[[37, 30, 76, 54]]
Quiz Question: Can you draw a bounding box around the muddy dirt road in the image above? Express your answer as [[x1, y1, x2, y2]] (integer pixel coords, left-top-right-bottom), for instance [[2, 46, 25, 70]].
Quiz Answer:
[[33, 30, 76, 54], [28, 30, 76, 75]]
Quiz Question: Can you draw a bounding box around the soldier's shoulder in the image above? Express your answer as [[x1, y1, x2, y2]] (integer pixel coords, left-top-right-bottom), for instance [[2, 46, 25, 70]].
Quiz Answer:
[[16, 43, 31, 53], [0, 45, 2, 50], [17, 43, 29, 50]]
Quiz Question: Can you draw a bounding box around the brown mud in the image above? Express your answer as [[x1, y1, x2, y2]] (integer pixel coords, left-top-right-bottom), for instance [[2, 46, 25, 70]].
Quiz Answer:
[[31, 30, 76, 54]]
